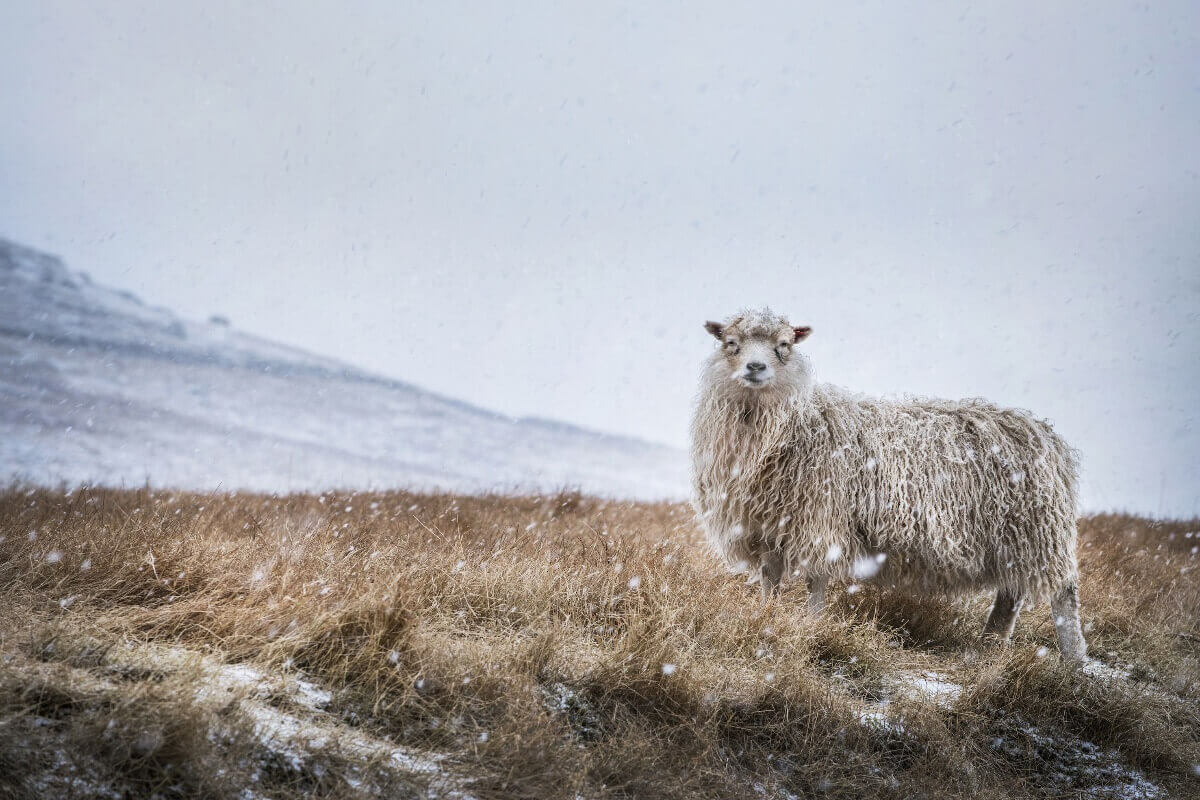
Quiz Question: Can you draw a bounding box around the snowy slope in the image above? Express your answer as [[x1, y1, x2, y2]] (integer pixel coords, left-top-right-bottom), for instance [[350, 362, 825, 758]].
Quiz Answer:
[[0, 239, 688, 499]]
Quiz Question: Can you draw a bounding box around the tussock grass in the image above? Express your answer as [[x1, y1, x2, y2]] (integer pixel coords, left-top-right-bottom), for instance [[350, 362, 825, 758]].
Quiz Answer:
[[0, 485, 1197, 799]]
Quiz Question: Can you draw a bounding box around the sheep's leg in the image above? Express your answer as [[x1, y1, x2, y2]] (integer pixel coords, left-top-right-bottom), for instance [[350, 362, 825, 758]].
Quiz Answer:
[[759, 550, 785, 601], [1050, 583, 1088, 665], [982, 589, 1024, 642], [805, 574, 827, 614]]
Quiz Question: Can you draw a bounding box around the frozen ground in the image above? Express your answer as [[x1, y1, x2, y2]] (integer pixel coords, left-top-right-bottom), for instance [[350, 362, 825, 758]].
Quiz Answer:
[[855, 667, 1165, 800], [0, 238, 687, 499], [19, 642, 1167, 800], [18, 640, 482, 799]]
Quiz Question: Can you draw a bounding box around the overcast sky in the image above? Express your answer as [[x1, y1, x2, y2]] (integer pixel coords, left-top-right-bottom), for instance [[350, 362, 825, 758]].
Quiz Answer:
[[3, 1, 1198, 515]]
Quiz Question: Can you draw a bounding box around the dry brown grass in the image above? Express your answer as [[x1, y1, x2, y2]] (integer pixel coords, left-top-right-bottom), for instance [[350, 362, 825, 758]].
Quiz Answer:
[[0, 486, 1197, 799]]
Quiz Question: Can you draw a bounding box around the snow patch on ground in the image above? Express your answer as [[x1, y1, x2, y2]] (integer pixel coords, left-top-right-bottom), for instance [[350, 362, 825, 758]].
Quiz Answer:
[[101, 642, 480, 799], [895, 670, 962, 705], [1082, 659, 1134, 683], [854, 666, 1163, 799], [856, 708, 907, 736], [28, 750, 125, 800], [540, 681, 603, 742], [854, 669, 960, 737], [988, 724, 1164, 800]]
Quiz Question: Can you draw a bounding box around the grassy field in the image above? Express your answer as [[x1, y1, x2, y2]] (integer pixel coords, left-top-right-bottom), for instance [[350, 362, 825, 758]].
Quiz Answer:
[[0, 486, 1197, 799]]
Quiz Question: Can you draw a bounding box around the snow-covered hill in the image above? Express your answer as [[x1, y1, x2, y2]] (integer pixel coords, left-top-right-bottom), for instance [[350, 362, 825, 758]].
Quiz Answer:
[[0, 239, 688, 499]]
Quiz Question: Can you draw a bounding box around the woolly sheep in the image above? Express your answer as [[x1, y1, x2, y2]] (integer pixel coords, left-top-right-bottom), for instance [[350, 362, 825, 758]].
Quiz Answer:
[[689, 308, 1087, 663]]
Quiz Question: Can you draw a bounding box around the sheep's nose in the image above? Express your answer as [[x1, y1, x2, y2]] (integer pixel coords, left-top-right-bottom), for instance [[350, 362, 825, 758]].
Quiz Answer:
[[746, 361, 767, 373]]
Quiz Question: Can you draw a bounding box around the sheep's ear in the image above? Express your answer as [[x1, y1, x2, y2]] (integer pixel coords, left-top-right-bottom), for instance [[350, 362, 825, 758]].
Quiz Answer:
[[793, 326, 812, 343], [704, 321, 724, 339]]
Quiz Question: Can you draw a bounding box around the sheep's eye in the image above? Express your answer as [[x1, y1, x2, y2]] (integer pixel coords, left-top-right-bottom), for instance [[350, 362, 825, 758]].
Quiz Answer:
[[725, 340, 737, 348], [778, 342, 790, 348]]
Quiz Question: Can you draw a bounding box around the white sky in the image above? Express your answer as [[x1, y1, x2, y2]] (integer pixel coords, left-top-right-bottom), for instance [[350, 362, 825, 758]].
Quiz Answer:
[[2, 1, 1198, 515]]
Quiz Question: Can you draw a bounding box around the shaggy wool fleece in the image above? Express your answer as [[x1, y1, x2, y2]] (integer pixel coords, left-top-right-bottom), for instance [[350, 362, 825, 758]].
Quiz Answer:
[[690, 309, 1081, 603]]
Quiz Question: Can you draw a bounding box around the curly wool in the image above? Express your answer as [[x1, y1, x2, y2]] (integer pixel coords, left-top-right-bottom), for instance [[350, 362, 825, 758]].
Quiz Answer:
[[691, 322, 1081, 603]]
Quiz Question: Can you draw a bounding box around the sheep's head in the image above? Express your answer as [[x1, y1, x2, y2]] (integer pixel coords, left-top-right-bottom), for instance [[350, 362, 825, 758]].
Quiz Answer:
[[703, 309, 812, 394]]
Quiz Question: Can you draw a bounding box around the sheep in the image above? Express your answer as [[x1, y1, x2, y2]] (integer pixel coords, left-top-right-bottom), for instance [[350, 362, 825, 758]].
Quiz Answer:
[[689, 308, 1088, 663]]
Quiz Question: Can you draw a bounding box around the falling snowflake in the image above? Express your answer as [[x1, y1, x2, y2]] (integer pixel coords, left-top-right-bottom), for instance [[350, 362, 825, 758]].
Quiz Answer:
[[825, 543, 843, 562], [627, 576, 642, 590], [851, 553, 886, 579], [661, 663, 677, 676]]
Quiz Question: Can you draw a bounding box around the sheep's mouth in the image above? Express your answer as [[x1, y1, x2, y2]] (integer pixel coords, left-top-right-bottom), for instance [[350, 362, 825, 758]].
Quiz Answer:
[[739, 375, 771, 388]]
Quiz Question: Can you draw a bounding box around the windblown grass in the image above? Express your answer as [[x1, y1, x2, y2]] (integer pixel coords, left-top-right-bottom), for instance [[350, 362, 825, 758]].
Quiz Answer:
[[0, 486, 1197, 799]]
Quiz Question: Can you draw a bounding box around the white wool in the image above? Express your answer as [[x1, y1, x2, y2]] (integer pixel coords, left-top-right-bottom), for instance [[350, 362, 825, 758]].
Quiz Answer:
[[690, 308, 1082, 603]]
